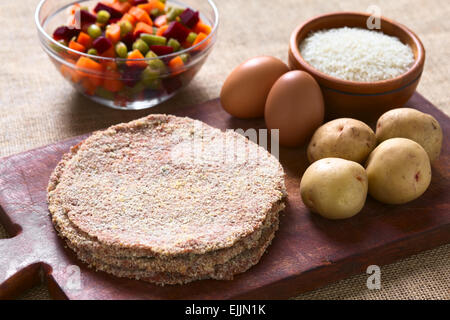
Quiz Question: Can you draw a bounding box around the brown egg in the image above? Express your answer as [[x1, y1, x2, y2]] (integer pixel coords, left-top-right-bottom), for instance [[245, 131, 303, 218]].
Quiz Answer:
[[220, 56, 289, 119], [265, 70, 324, 147]]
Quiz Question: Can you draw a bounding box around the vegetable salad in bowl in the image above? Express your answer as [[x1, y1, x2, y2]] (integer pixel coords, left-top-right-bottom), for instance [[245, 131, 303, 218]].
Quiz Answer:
[[36, 0, 218, 109]]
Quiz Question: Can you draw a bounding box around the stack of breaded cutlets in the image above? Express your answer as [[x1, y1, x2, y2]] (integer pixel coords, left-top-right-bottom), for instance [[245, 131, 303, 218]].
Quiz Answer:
[[47, 115, 286, 285]]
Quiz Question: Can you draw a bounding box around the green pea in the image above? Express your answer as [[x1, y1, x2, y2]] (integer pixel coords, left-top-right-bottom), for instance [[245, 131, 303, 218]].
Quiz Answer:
[[140, 33, 166, 46], [145, 51, 158, 58], [87, 24, 102, 39], [151, 8, 161, 17], [186, 32, 197, 44], [130, 81, 146, 97], [97, 10, 110, 24], [119, 20, 133, 36], [132, 39, 149, 55], [167, 38, 180, 51], [95, 87, 115, 100], [50, 39, 67, 53], [144, 78, 161, 90], [148, 60, 167, 74], [87, 48, 98, 56], [115, 42, 128, 58], [167, 7, 185, 21], [179, 53, 190, 63], [142, 66, 160, 86], [145, 51, 167, 73]]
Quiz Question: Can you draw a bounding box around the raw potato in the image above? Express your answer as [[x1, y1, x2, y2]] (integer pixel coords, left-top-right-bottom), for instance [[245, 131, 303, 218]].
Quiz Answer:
[[300, 158, 368, 219], [376, 108, 443, 161], [307, 118, 376, 164], [365, 138, 432, 204]]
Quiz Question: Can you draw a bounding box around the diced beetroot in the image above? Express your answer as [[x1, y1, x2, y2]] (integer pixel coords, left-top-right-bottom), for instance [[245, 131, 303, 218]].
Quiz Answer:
[[94, 2, 123, 19], [162, 21, 190, 43], [163, 76, 182, 94], [150, 45, 174, 56], [130, 0, 148, 5], [161, 56, 172, 64], [143, 89, 162, 99], [109, 17, 121, 24], [121, 32, 134, 50], [77, 9, 97, 29], [92, 36, 112, 54], [122, 66, 145, 87], [53, 26, 80, 42], [179, 8, 199, 28], [132, 28, 146, 40]]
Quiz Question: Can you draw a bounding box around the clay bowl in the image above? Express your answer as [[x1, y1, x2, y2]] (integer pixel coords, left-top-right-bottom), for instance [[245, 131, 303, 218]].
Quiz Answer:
[[289, 12, 425, 120]]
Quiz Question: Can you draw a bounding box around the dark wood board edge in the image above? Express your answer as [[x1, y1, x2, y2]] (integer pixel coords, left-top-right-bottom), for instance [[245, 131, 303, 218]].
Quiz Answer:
[[0, 263, 42, 300], [231, 224, 450, 299]]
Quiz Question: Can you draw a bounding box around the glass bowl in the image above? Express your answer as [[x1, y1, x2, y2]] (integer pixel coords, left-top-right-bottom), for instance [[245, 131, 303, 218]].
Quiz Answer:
[[35, 0, 218, 110]]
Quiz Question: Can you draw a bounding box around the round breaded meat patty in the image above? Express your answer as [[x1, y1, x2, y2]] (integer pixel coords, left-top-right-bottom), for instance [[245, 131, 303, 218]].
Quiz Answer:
[[48, 114, 286, 258], [69, 216, 279, 285]]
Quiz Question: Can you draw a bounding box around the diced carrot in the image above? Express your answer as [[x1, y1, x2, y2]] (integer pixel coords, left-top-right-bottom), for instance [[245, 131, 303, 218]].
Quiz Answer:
[[76, 56, 104, 87], [126, 49, 147, 68], [109, 0, 131, 13], [193, 20, 211, 35], [137, 3, 152, 13], [77, 32, 92, 49], [101, 60, 118, 72], [103, 71, 124, 92], [121, 13, 137, 26], [69, 40, 86, 53], [192, 32, 208, 51], [65, 57, 77, 64], [168, 56, 184, 73], [129, 7, 152, 26], [58, 50, 72, 61], [76, 56, 103, 72], [154, 14, 167, 27], [156, 24, 169, 36], [149, 0, 166, 11], [105, 23, 121, 43], [60, 64, 81, 83], [133, 22, 154, 37], [181, 40, 192, 48], [81, 78, 98, 95], [138, 0, 165, 13], [89, 73, 104, 87], [101, 46, 116, 58]]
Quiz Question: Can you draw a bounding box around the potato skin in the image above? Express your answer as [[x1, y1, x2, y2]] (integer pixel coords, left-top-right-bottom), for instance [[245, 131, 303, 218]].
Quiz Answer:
[[307, 118, 376, 164], [376, 108, 443, 161], [300, 158, 368, 219], [365, 138, 431, 205]]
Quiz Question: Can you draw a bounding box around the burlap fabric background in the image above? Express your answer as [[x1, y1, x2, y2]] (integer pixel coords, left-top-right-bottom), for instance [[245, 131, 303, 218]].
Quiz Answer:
[[0, 0, 448, 299]]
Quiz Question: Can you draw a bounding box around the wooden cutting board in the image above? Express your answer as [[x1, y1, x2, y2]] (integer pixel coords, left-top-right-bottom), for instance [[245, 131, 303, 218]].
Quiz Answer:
[[0, 92, 449, 300]]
